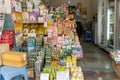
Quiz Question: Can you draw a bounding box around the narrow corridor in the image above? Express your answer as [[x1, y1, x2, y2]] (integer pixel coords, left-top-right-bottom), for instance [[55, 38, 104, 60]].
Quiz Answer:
[[78, 43, 120, 80], [78, 43, 113, 71]]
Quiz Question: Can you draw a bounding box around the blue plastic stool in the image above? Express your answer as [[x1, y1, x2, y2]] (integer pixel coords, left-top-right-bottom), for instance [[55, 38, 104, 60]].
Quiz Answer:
[[84, 30, 93, 43], [0, 66, 28, 80]]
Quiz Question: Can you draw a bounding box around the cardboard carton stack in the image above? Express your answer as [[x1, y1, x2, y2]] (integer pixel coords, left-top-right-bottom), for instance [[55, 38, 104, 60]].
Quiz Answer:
[[0, 43, 9, 66], [1, 30, 14, 49]]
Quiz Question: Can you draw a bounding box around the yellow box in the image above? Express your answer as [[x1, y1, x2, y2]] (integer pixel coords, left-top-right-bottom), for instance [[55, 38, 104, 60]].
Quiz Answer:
[[66, 56, 72, 62], [0, 54, 2, 66], [72, 61, 77, 67], [0, 43, 9, 66], [2, 51, 27, 68]]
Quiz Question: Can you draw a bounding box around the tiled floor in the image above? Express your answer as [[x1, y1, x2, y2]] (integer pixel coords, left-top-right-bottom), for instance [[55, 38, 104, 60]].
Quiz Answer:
[[78, 43, 113, 71], [78, 43, 120, 80], [83, 70, 120, 80]]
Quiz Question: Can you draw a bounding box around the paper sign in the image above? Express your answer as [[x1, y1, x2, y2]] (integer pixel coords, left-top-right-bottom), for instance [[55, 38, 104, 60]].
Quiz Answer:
[[28, 33, 36, 38], [67, 45, 71, 49], [48, 32, 52, 37], [0, 20, 4, 35], [44, 21, 47, 27], [40, 73, 49, 80], [53, 32, 57, 36], [14, 1, 22, 12]]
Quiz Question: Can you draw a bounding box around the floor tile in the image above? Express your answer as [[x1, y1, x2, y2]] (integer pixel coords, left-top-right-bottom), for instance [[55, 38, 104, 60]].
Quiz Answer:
[[78, 43, 114, 71]]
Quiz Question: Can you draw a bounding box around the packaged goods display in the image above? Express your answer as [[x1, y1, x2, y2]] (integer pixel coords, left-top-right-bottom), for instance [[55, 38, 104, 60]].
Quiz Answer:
[[1, 30, 14, 49], [0, 0, 84, 80], [110, 50, 120, 64], [27, 37, 36, 53]]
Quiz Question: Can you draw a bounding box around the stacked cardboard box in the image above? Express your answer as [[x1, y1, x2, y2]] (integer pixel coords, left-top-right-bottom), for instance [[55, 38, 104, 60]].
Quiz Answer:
[[2, 51, 27, 68], [0, 43, 9, 66], [1, 30, 14, 49]]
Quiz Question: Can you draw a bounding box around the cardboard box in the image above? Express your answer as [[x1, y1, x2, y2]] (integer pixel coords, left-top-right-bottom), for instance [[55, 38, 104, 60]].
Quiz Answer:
[[0, 43, 9, 53], [1, 35, 13, 40], [2, 51, 27, 68], [0, 36, 1, 42], [1, 39, 14, 45], [3, 30, 14, 35], [0, 53, 2, 66], [0, 43, 9, 66]]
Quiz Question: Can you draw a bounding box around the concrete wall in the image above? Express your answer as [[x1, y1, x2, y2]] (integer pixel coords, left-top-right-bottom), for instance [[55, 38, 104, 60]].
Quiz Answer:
[[47, 0, 98, 18], [91, 0, 98, 17]]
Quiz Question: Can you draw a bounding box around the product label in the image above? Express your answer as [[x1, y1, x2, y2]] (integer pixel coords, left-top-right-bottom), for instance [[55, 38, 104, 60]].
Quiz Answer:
[[44, 21, 47, 27], [23, 54, 27, 61]]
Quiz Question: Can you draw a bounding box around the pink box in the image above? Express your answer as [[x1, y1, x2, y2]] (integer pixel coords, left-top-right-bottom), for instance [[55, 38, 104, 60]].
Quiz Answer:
[[52, 36, 57, 41], [47, 26, 54, 35], [64, 23, 70, 28]]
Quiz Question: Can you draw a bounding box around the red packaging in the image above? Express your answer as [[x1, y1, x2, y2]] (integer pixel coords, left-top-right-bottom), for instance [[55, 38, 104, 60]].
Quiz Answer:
[[3, 30, 14, 35], [1, 39, 13, 45], [1, 33, 14, 40], [0, 36, 1, 43], [10, 44, 14, 48], [1, 39, 10, 43], [9, 30, 14, 35], [1, 35, 12, 40], [3, 30, 10, 34]]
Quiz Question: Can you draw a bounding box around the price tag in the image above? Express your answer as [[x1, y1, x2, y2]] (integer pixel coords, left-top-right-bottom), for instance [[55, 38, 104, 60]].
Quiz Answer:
[[62, 46, 66, 49], [48, 32, 52, 37], [67, 45, 71, 49], [53, 32, 57, 36], [40, 73, 49, 80], [44, 21, 47, 27], [28, 33, 36, 38]]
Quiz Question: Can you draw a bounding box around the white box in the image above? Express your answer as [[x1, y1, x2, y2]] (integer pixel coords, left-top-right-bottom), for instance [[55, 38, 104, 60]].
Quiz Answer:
[[56, 69, 70, 80], [14, 1, 22, 12], [40, 73, 49, 80]]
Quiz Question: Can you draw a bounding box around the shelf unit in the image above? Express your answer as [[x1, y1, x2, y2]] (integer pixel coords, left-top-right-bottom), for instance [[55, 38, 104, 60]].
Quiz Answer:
[[106, 0, 115, 50]]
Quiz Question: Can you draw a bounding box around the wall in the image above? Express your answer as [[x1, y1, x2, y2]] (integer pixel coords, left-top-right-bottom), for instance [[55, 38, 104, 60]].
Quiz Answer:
[[47, 0, 98, 18], [91, 0, 98, 17]]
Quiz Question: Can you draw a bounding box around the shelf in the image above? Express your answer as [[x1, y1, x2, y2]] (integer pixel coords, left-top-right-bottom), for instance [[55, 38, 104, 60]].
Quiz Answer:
[[23, 22, 44, 24], [13, 43, 22, 51], [109, 22, 114, 24], [109, 32, 114, 34], [107, 44, 114, 49]]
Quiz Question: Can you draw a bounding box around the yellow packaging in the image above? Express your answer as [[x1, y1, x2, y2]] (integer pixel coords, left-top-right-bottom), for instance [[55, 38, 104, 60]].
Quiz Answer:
[[72, 55, 77, 67], [72, 61, 77, 67], [72, 55, 76, 60], [0, 43, 9, 66], [2, 51, 27, 68], [0, 54, 2, 66], [66, 56, 71, 62]]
